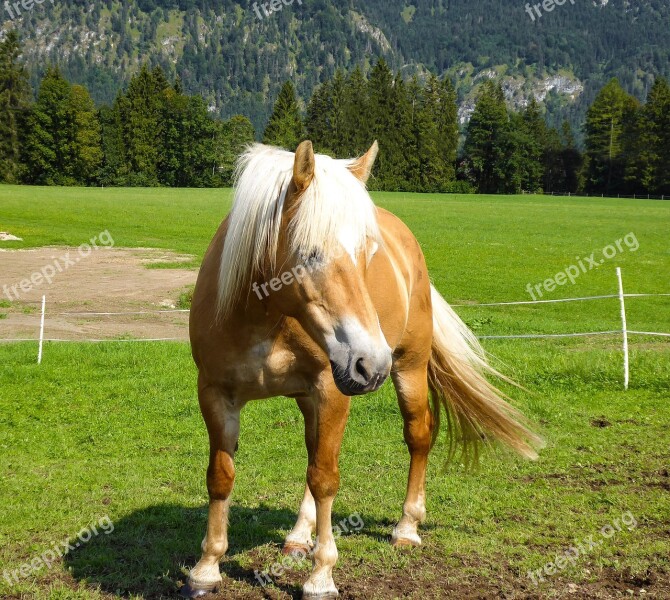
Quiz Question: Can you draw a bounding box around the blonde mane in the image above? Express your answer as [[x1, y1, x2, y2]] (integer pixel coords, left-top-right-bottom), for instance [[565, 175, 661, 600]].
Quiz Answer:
[[216, 144, 381, 319]]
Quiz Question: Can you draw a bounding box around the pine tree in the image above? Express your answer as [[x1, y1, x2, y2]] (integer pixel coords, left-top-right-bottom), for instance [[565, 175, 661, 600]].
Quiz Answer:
[[23, 67, 75, 185], [463, 81, 510, 193], [69, 84, 103, 184], [117, 65, 170, 186], [386, 74, 414, 190], [176, 95, 218, 187], [364, 60, 416, 190], [620, 99, 646, 193], [560, 122, 582, 193], [98, 102, 126, 186], [0, 31, 31, 183], [583, 78, 638, 194], [263, 81, 304, 151], [520, 98, 546, 192], [366, 59, 395, 189], [158, 86, 218, 187], [412, 74, 459, 191], [341, 67, 370, 157], [542, 126, 564, 193], [500, 113, 529, 194], [638, 77, 670, 195], [159, 86, 184, 187], [436, 77, 458, 184], [217, 115, 255, 186], [306, 80, 334, 154], [405, 76, 423, 189], [414, 75, 444, 191], [328, 70, 347, 155]]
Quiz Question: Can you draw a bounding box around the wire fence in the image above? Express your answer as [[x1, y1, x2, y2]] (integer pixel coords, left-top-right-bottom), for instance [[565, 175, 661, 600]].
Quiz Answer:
[[1, 268, 668, 388], [527, 192, 669, 201]]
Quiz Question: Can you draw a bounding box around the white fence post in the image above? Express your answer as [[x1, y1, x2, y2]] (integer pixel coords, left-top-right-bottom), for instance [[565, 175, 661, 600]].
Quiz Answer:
[[616, 268, 629, 390], [38, 295, 46, 365]]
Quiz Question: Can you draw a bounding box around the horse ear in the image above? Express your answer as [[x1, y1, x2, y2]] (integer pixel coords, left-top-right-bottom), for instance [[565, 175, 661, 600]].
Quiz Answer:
[[348, 141, 379, 184], [293, 140, 316, 192]]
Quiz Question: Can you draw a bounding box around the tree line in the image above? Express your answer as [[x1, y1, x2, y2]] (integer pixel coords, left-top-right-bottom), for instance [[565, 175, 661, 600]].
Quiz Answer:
[[0, 32, 254, 187], [1, 32, 668, 195], [264, 60, 670, 195]]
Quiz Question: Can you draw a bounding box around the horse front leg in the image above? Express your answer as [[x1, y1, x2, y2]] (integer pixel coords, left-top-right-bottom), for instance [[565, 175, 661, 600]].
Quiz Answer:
[[391, 367, 433, 547], [182, 381, 241, 598], [302, 387, 350, 600], [284, 396, 317, 556]]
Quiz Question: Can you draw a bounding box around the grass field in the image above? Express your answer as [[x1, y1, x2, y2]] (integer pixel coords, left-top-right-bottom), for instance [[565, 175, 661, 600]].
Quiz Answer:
[[1, 185, 669, 599]]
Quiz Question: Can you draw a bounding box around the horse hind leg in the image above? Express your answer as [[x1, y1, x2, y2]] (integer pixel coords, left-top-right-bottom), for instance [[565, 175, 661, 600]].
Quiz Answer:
[[284, 484, 317, 555], [391, 367, 433, 547], [182, 381, 241, 598]]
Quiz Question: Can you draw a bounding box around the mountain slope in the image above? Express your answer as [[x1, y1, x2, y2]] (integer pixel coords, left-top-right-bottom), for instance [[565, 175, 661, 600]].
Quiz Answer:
[[2, 0, 669, 133]]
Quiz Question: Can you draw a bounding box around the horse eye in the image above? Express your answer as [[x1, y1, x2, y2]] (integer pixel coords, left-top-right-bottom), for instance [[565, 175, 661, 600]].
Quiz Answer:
[[302, 250, 322, 264]]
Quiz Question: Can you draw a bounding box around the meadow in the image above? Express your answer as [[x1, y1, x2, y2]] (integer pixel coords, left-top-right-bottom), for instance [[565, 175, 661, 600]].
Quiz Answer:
[[0, 185, 669, 599]]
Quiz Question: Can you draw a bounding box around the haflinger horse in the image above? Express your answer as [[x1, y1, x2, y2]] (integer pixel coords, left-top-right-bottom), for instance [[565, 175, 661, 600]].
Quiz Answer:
[[184, 140, 542, 599]]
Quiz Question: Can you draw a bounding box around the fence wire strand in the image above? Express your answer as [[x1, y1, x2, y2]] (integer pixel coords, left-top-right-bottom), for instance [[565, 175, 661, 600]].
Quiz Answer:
[[1, 292, 668, 344]]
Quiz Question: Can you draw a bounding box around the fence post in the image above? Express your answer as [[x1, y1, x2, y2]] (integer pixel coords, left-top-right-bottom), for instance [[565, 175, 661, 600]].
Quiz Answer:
[[616, 268, 629, 390], [38, 295, 46, 365]]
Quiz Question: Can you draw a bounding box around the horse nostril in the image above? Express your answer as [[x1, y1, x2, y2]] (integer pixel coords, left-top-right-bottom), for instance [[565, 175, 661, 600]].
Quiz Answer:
[[354, 357, 370, 383]]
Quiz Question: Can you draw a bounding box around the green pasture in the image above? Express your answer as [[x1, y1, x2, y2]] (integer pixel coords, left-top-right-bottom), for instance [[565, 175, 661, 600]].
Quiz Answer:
[[0, 185, 668, 599]]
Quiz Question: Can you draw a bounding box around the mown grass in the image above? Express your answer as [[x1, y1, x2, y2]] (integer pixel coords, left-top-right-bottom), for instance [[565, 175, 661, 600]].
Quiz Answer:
[[2, 185, 668, 334], [0, 342, 668, 599], [0, 185, 669, 599]]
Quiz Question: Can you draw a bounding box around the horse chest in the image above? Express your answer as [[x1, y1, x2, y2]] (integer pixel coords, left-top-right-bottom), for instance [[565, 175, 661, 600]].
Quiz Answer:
[[219, 339, 305, 399]]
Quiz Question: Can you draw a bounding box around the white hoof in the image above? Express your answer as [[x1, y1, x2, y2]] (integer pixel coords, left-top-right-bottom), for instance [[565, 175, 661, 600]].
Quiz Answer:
[[187, 562, 223, 593], [391, 524, 422, 547], [303, 575, 338, 599]]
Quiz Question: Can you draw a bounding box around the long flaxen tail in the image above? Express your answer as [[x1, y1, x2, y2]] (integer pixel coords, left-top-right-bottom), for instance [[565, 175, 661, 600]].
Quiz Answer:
[[427, 285, 544, 468]]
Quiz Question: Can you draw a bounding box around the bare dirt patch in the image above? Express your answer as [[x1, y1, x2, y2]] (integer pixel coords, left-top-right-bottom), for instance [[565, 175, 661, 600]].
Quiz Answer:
[[183, 554, 670, 600], [0, 247, 197, 341]]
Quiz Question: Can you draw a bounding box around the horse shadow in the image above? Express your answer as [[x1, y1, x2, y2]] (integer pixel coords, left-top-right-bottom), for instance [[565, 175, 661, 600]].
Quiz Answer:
[[63, 503, 400, 599]]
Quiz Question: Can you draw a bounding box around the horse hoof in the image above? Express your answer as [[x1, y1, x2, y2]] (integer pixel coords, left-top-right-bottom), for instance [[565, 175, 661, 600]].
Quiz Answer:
[[302, 593, 339, 600], [180, 583, 217, 598], [391, 536, 421, 548], [282, 542, 311, 556]]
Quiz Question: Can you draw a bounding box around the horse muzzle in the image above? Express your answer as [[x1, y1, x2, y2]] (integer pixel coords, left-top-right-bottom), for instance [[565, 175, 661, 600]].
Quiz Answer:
[[330, 352, 391, 396]]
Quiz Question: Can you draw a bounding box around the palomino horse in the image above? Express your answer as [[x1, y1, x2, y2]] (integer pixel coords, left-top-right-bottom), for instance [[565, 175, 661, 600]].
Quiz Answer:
[[184, 141, 542, 599]]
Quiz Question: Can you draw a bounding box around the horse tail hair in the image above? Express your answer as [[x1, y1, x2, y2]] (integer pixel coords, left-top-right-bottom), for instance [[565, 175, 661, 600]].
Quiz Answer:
[[427, 285, 544, 468]]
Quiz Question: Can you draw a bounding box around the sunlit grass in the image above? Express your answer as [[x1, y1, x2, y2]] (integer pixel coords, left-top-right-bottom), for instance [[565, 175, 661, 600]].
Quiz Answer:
[[0, 185, 668, 598]]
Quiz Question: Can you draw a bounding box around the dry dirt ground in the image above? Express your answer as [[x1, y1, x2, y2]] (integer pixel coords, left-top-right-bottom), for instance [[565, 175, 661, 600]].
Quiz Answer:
[[0, 247, 197, 342]]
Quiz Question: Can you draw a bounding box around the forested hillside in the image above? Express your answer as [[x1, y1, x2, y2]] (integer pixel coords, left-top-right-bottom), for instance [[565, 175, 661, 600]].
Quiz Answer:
[[2, 0, 669, 133], [3, 27, 668, 196]]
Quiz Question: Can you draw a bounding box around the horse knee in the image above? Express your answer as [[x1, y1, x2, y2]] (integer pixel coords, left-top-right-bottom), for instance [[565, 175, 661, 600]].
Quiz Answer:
[[307, 465, 340, 499], [207, 450, 235, 500], [403, 411, 432, 455]]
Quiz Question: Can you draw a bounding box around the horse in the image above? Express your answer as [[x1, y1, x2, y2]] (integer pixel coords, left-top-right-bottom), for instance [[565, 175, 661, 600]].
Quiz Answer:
[[183, 140, 542, 599]]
